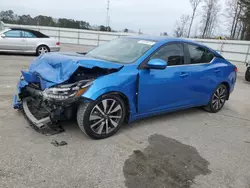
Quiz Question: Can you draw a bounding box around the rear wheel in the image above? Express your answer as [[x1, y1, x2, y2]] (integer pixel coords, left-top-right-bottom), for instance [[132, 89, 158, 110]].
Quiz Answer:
[[245, 67, 250, 82], [204, 84, 228, 113], [36, 45, 50, 56], [77, 95, 126, 139]]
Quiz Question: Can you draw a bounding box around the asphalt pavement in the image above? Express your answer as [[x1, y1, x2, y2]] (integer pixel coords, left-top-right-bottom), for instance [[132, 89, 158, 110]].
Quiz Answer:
[[0, 44, 250, 188]]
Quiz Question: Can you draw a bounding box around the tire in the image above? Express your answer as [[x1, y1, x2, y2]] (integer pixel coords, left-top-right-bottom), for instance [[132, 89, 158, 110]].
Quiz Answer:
[[77, 95, 126, 139], [36, 45, 50, 56], [245, 67, 250, 82], [203, 84, 228, 113]]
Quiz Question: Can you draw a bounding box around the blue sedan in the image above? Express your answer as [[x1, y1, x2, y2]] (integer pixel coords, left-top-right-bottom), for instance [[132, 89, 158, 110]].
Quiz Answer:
[[13, 36, 237, 139]]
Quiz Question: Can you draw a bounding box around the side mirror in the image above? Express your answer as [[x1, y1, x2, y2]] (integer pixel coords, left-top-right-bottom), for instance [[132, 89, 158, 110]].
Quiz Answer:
[[147, 59, 167, 70], [1, 34, 6, 38]]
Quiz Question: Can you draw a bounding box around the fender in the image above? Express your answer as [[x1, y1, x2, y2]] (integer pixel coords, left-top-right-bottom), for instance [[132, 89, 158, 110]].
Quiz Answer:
[[81, 69, 138, 120]]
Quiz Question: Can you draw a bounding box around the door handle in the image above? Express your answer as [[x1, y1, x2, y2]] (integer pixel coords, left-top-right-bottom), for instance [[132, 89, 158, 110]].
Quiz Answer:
[[214, 68, 221, 73], [180, 72, 189, 77]]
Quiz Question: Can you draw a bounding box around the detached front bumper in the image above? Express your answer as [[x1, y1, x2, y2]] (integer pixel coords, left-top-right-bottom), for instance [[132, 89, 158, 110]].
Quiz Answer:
[[13, 81, 53, 129], [13, 81, 79, 132], [13, 79, 28, 109], [13, 94, 21, 109], [22, 97, 51, 129]]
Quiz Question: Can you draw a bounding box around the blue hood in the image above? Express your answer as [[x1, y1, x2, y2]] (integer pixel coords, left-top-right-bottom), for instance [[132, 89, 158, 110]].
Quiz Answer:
[[23, 52, 123, 89]]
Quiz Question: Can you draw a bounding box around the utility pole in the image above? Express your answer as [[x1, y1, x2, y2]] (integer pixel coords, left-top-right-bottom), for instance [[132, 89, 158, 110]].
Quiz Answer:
[[106, 0, 110, 28]]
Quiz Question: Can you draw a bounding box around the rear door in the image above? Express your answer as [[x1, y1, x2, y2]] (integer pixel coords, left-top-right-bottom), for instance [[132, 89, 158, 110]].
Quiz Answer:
[[0, 30, 26, 51], [183, 43, 216, 105]]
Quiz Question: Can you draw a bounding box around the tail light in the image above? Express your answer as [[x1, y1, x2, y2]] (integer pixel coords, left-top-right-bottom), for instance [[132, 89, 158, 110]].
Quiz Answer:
[[56, 42, 60, 46], [233, 66, 238, 84], [234, 67, 238, 72]]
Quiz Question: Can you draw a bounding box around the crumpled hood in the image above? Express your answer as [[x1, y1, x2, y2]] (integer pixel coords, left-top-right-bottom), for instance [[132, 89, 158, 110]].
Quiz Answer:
[[24, 52, 123, 89]]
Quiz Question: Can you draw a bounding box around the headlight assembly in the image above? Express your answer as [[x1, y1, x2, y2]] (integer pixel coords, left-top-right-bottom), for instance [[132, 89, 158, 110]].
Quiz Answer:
[[42, 80, 93, 100]]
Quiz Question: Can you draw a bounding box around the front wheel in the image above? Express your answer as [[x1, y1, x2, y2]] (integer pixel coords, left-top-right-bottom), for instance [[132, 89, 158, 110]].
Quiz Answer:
[[77, 95, 126, 139], [204, 84, 228, 113], [245, 67, 250, 82]]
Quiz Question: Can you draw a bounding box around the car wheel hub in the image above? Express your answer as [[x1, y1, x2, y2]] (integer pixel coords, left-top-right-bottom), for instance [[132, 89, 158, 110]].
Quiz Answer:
[[89, 99, 122, 135], [38, 47, 48, 54], [212, 86, 227, 110]]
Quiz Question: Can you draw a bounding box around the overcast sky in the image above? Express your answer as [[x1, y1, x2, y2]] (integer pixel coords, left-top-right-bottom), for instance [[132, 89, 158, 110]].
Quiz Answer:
[[1, 0, 227, 35]]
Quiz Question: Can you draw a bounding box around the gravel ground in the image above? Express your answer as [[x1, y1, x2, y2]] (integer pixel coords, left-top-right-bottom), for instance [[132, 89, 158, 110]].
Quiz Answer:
[[0, 44, 250, 188]]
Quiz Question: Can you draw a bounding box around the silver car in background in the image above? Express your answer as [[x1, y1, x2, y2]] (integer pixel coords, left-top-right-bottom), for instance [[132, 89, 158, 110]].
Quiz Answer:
[[0, 28, 60, 55]]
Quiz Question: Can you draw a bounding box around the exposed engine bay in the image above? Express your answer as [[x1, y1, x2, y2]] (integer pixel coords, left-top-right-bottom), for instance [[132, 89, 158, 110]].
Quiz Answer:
[[68, 66, 118, 82]]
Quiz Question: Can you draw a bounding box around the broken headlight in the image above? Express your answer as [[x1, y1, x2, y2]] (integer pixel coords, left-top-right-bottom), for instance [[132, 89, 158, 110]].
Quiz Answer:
[[42, 80, 93, 100]]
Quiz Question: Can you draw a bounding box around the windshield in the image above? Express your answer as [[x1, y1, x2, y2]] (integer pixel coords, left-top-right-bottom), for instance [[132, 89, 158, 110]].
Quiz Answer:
[[85, 38, 156, 64]]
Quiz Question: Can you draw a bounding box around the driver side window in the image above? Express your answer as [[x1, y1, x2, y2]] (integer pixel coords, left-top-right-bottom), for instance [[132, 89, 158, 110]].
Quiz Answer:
[[150, 43, 184, 66], [4, 30, 23, 38]]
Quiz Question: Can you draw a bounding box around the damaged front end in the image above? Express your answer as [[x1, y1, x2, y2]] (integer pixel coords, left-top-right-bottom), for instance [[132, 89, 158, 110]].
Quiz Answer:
[[13, 53, 123, 134], [14, 74, 94, 134]]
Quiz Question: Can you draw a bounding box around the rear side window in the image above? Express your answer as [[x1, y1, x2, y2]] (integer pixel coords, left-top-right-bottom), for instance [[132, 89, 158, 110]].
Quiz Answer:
[[4, 30, 22, 38], [187, 44, 214, 64], [23, 31, 36, 38], [32, 31, 49, 38], [151, 43, 184, 66]]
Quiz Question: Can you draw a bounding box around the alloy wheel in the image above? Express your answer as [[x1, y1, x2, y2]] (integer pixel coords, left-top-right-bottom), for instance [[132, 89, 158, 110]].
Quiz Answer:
[[212, 85, 227, 110], [38, 46, 48, 55], [88, 99, 123, 135]]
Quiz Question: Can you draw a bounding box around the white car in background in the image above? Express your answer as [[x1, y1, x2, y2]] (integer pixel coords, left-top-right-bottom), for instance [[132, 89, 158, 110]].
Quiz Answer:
[[0, 28, 60, 55]]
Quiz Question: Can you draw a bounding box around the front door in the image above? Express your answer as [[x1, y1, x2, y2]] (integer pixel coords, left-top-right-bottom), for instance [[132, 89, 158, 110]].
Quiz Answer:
[[0, 30, 26, 51], [138, 42, 194, 115]]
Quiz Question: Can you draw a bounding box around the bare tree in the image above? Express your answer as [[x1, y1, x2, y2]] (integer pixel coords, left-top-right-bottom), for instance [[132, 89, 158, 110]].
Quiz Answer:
[[224, 0, 250, 40], [238, 0, 250, 40], [200, 0, 221, 38], [193, 23, 199, 37], [225, 0, 243, 39], [173, 15, 190, 37], [187, 0, 202, 38], [236, 21, 243, 39], [160, 32, 168, 36]]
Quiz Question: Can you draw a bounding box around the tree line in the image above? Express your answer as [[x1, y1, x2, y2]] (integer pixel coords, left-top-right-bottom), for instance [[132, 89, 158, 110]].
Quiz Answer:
[[2, 3, 250, 40], [173, 0, 250, 40], [0, 10, 112, 32]]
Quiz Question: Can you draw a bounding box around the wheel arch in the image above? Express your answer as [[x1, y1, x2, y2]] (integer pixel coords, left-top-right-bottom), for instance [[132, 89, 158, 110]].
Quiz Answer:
[[245, 67, 250, 82], [36, 44, 50, 53], [82, 77, 138, 121], [220, 81, 230, 100]]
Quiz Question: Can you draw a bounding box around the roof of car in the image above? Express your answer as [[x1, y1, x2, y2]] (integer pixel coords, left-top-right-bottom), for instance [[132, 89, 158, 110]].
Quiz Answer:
[[10, 27, 38, 32], [125, 35, 202, 45], [8, 27, 49, 38], [125, 35, 171, 41], [125, 35, 223, 58]]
